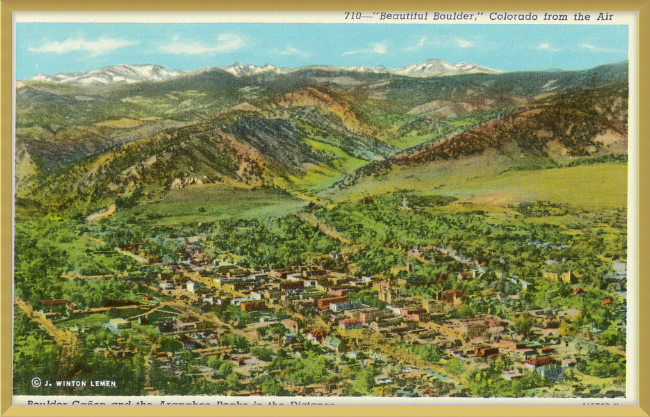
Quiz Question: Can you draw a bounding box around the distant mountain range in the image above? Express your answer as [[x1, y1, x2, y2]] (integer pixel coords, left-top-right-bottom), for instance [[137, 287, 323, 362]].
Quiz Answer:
[[27, 64, 184, 86], [14, 59, 628, 217], [23, 59, 501, 86]]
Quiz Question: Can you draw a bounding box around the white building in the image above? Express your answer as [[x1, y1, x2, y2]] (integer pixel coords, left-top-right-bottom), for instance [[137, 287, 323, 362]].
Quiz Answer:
[[187, 281, 204, 293]]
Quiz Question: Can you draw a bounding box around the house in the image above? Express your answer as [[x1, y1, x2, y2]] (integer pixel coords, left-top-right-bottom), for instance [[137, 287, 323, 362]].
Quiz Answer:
[[316, 296, 348, 310], [562, 359, 578, 367], [283, 319, 299, 334], [323, 336, 344, 353], [281, 281, 305, 294], [386, 305, 406, 315], [538, 364, 564, 381], [330, 300, 363, 313], [202, 295, 214, 304], [358, 309, 390, 324], [524, 356, 557, 371], [159, 282, 174, 290], [572, 288, 586, 295], [286, 273, 302, 281], [374, 375, 392, 385], [306, 330, 328, 344], [241, 300, 266, 311], [328, 287, 352, 297], [178, 336, 196, 350], [187, 281, 204, 293], [603, 298, 614, 306], [339, 319, 363, 330], [502, 370, 525, 381], [474, 346, 499, 357], [402, 309, 430, 323]]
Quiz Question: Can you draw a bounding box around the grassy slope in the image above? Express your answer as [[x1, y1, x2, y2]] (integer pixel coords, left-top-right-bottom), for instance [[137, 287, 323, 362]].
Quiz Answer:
[[114, 184, 307, 226], [327, 162, 627, 210]]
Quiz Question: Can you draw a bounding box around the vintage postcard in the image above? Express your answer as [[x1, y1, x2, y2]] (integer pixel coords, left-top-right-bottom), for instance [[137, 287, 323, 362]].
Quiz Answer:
[[11, 9, 639, 408]]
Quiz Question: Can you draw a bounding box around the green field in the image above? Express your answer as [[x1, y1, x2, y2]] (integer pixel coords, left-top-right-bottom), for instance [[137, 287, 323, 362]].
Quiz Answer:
[[330, 162, 627, 210], [290, 139, 368, 192], [117, 184, 308, 226]]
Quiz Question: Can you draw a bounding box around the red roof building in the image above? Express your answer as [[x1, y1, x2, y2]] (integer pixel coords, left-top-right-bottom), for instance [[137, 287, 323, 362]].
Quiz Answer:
[[241, 300, 266, 311], [525, 356, 556, 371], [339, 319, 363, 330], [474, 347, 499, 357], [316, 296, 348, 310], [307, 330, 328, 343]]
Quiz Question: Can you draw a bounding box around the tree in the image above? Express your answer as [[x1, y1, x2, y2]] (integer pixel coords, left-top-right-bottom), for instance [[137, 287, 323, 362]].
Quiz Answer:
[[514, 314, 535, 339], [226, 372, 241, 391], [445, 357, 464, 375], [353, 368, 376, 395]]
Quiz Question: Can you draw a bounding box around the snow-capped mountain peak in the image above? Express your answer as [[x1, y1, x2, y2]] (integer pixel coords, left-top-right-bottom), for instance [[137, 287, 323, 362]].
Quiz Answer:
[[25, 64, 184, 86], [222, 62, 289, 77], [392, 59, 500, 76]]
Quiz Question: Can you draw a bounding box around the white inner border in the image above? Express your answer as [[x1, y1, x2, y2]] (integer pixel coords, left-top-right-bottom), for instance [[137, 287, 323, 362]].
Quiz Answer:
[[11, 10, 640, 406]]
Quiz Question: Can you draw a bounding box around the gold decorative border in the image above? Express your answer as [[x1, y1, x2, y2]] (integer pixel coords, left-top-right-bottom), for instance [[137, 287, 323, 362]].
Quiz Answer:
[[1, 1, 648, 416]]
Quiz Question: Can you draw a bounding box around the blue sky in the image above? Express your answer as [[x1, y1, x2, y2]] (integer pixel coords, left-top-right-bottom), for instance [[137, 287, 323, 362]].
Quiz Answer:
[[16, 22, 629, 79]]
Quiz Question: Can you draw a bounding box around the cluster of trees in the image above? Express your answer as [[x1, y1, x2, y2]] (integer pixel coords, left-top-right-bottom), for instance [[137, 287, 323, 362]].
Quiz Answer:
[[310, 197, 622, 289], [347, 289, 385, 309], [14, 216, 139, 306], [468, 361, 550, 397], [59, 279, 143, 309], [201, 216, 338, 269], [13, 312, 60, 395], [401, 343, 443, 363], [351, 246, 403, 276], [577, 348, 626, 380]]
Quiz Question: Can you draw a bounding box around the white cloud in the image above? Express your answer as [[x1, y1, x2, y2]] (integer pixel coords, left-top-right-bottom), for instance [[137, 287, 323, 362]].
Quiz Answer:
[[159, 33, 246, 55], [28, 36, 137, 57], [537, 43, 561, 52], [372, 43, 387, 54], [215, 33, 245, 51], [457, 38, 474, 48], [342, 41, 387, 56], [579, 43, 623, 53], [405, 36, 441, 51], [172, 35, 179, 42], [273, 45, 311, 58]]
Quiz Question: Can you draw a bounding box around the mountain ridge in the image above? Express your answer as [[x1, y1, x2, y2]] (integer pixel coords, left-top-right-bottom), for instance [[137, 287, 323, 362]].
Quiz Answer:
[[23, 59, 502, 85]]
